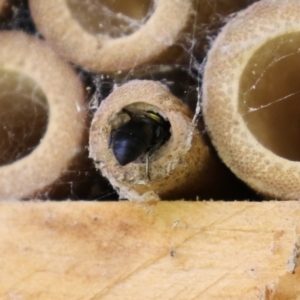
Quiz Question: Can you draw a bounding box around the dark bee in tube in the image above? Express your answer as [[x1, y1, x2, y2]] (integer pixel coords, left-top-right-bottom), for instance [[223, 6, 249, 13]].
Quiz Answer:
[[109, 108, 171, 179]]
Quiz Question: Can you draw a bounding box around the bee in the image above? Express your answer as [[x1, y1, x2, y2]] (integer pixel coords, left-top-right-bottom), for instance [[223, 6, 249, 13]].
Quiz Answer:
[[109, 108, 171, 179]]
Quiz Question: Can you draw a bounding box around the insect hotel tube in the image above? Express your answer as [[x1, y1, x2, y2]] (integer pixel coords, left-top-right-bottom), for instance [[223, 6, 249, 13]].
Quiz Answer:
[[29, 0, 194, 73], [203, 0, 300, 199], [0, 31, 86, 200], [89, 80, 250, 201]]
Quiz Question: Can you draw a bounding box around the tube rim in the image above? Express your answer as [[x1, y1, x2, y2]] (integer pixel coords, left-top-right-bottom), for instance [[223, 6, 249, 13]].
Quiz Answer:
[[29, 0, 193, 72], [0, 31, 86, 199], [89, 80, 212, 200], [203, 0, 300, 199]]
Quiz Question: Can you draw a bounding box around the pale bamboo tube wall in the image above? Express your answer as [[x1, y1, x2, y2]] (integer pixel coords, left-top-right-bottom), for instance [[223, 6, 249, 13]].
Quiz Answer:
[[29, 0, 194, 73], [28, 0, 257, 73], [203, 0, 300, 199], [0, 31, 86, 199]]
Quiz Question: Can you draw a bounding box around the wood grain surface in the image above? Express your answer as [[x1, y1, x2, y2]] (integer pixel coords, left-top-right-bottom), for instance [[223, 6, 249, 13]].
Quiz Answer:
[[0, 201, 299, 300]]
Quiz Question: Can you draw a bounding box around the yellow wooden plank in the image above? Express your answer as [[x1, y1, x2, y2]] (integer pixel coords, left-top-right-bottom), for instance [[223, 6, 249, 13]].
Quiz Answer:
[[0, 201, 299, 299]]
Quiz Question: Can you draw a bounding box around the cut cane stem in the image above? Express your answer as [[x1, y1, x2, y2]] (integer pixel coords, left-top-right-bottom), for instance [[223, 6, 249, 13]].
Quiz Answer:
[[90, 80, 249, 201], [0, 31, 86, 200], [29, 0, 194, 73], [203, 0, 300, 199]]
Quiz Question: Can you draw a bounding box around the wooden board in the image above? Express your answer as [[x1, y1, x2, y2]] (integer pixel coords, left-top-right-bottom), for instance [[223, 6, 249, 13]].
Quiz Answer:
[[0, 201, 300, 299]]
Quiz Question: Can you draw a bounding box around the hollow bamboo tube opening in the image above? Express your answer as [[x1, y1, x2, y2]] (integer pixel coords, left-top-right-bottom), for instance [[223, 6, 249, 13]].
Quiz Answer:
[[29, 0, 193, 72], [239, 33, 300, 162], [203, 0, 300, 199], [66, 0, 153, 38], [0, 31, 86, 199], [0, 70, 48, 166]]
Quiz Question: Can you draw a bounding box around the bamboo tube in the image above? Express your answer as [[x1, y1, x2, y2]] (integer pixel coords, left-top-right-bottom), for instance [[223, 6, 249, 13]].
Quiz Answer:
[[29, 0, 194, 73], [0, 31, 86, 199], [89, 80, 251, 201], [28, 0, 257, 72], [202, 0, 300, 199]]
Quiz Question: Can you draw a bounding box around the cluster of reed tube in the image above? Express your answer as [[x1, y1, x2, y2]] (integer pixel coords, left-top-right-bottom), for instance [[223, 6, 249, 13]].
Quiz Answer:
[[3, 0, 293, 200], [1, 0, 203, 200]]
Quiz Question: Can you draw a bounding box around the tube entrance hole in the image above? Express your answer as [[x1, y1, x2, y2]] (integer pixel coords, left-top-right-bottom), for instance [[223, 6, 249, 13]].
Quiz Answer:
[[67, 0, 153, 38], [0, 70, 48, 166], [239, 33, 300, 161]]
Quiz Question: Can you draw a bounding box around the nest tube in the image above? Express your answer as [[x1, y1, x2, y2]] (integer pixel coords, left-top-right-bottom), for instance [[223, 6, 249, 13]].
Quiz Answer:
[[89, 80, 247, 201], [29, 0, 194, 73], [203, 0, 300, 199], [0, 31, 86, 199]]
